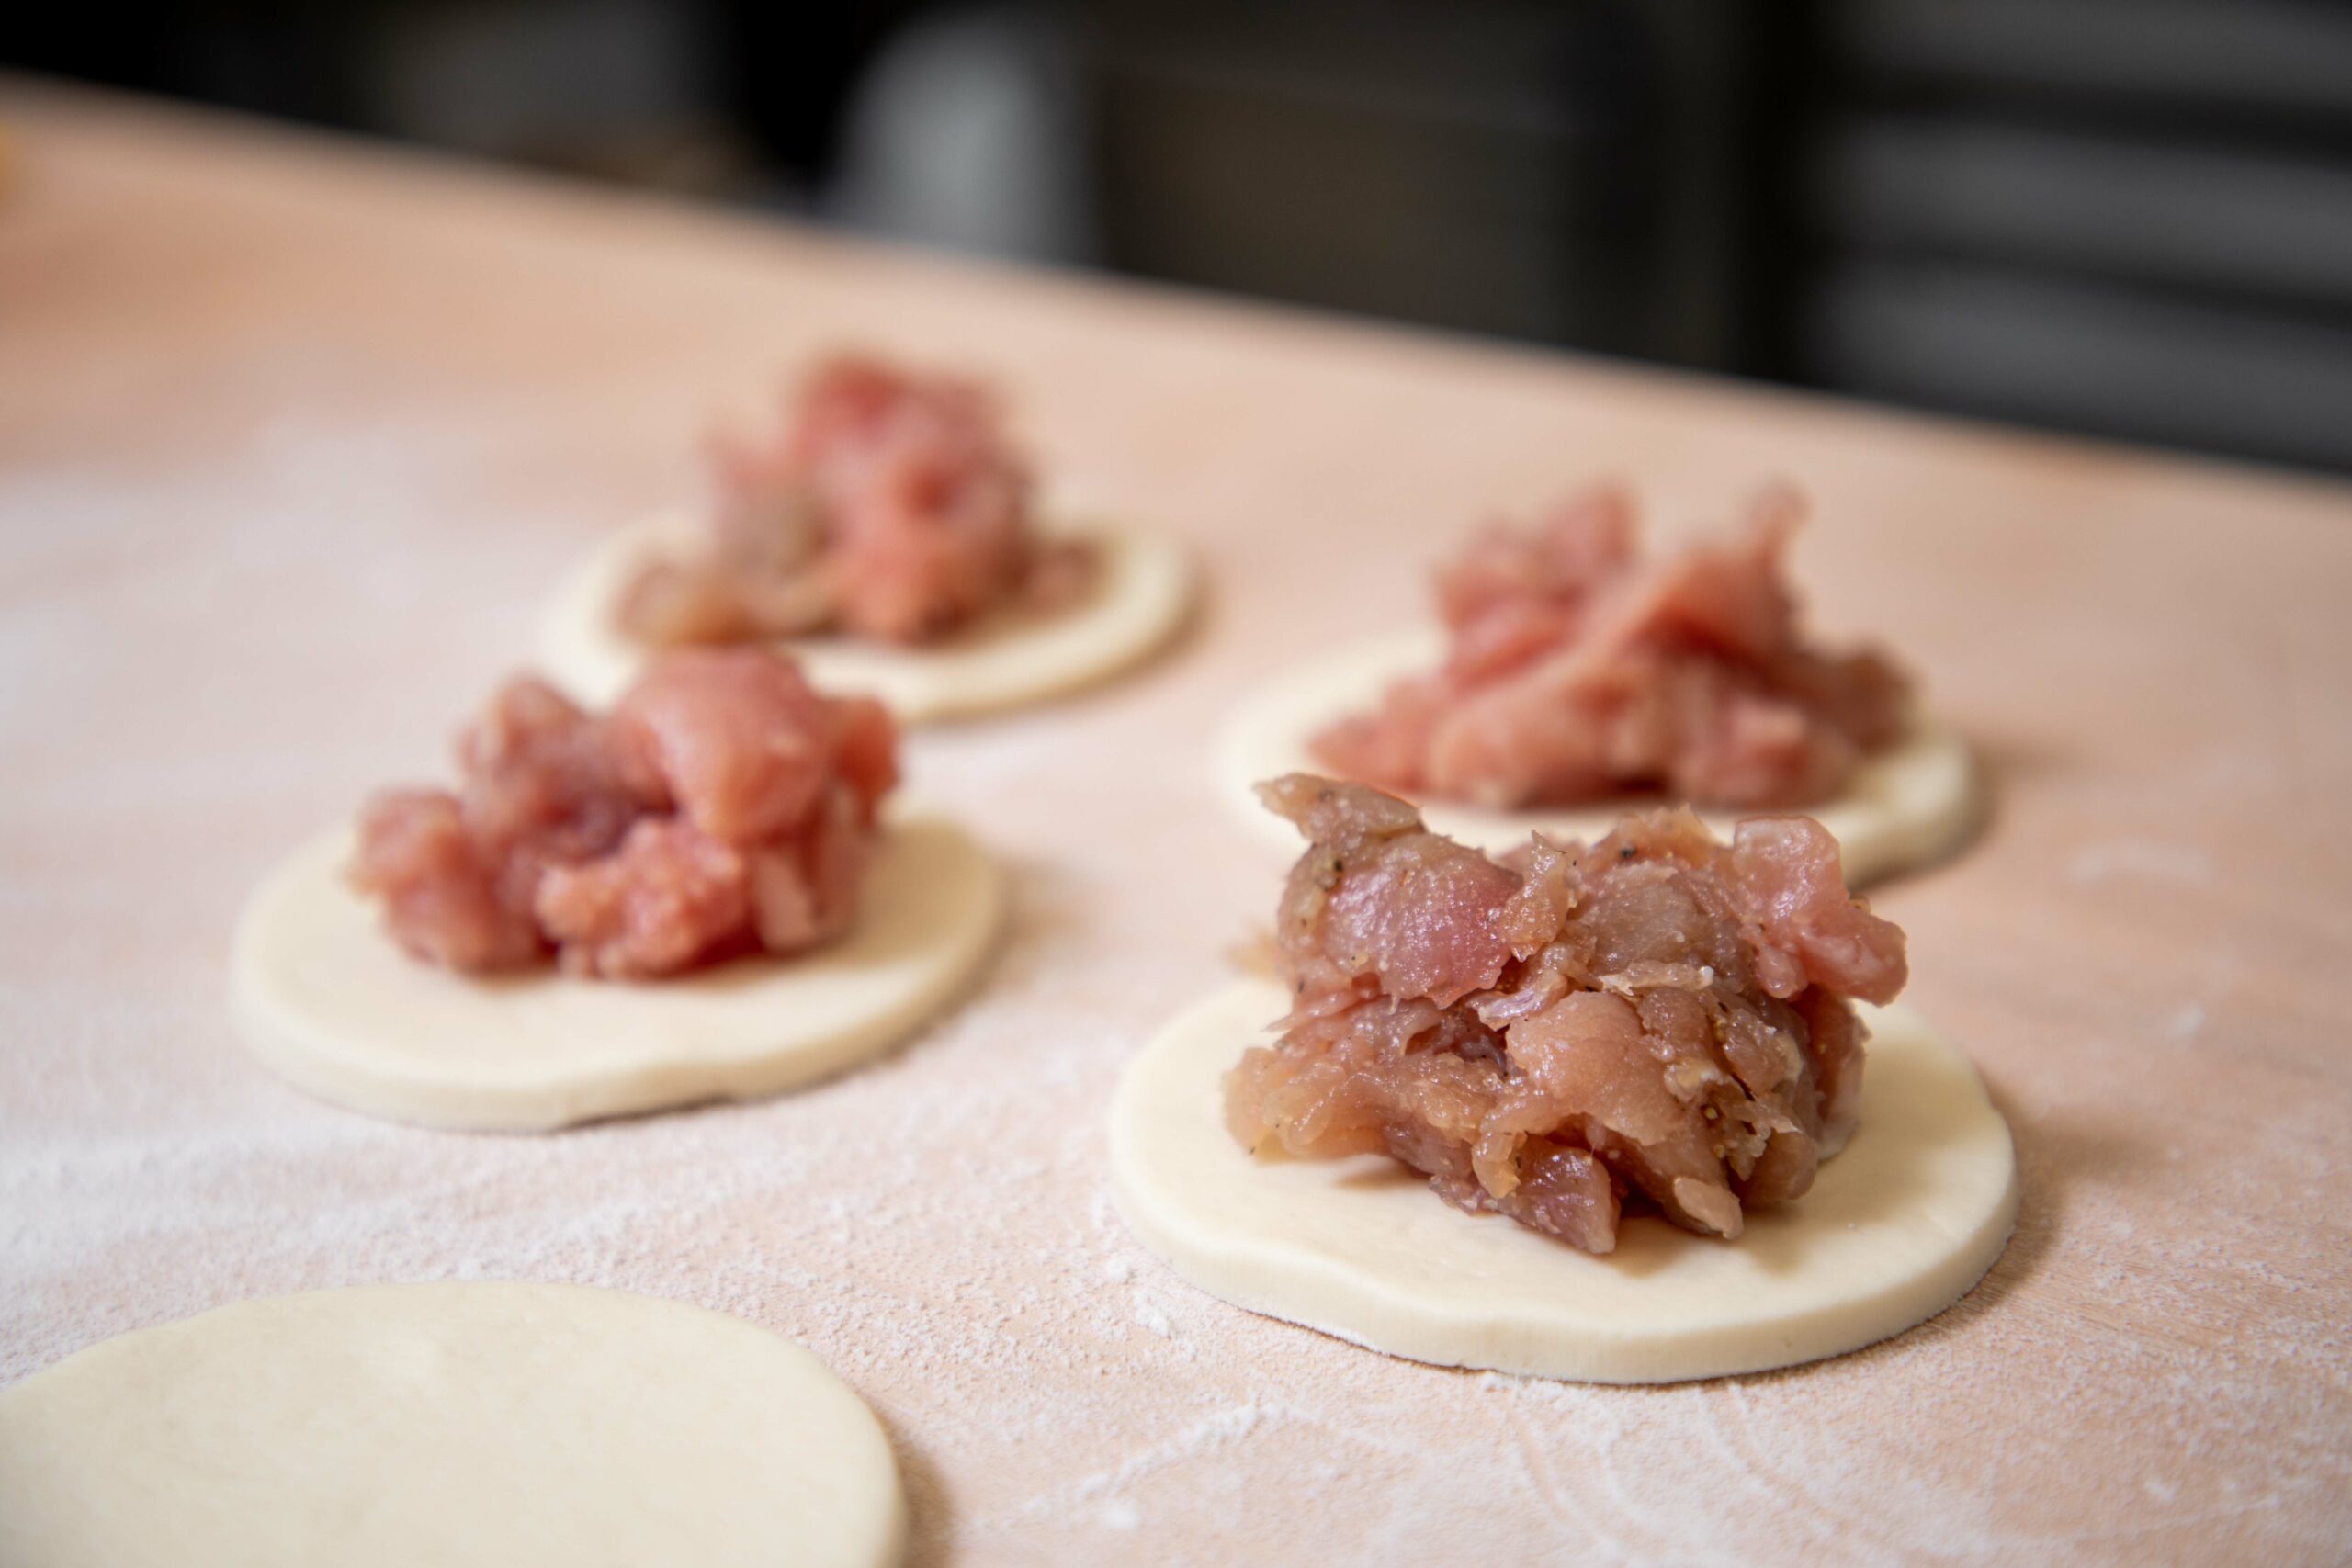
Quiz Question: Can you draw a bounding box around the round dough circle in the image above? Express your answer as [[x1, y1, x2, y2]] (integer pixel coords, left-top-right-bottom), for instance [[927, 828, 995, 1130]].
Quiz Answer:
[[1109, 978, 2018, 1384], [1216, 630, 1983, 886], [231, 812, 1002, 1131], [0, 1282, 904, 1568], [540, 511, 1195, 719]]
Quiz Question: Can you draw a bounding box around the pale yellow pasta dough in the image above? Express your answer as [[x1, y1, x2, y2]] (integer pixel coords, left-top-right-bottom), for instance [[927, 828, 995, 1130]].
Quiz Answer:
[[1109, 979, 2018, 1384], [231, 813, 1001, 1131], [0, 1282, 904, 1568], [1216, 630, 1981, 886], [539, 512, 1193, 719]]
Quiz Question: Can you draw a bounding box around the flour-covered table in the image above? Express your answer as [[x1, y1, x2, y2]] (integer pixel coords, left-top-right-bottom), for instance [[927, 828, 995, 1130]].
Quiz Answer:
[[4, 76, 2347, 1565]]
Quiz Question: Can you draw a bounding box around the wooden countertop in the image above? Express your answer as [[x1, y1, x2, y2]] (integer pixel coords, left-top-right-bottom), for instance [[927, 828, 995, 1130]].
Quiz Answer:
[[4, 77, 2348, 1564]]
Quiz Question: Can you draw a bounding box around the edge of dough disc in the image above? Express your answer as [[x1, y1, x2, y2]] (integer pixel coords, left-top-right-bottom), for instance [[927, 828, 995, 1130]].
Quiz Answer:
[[1214, 631, 1984, 887], [0, 1281, 905, 1568], [230, 810, 1003, 1131], [1109, 978, 2018, 1384], [539, 511, 1195, 720]]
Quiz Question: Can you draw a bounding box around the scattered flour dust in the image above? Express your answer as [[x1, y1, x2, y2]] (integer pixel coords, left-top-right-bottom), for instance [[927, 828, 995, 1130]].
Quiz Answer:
[[2064, 839, 2215, 887]]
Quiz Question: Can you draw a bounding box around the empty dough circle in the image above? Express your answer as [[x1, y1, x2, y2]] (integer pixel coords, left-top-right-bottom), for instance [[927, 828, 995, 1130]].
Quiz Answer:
[[540, 511, 1195, 720], [1216, 630, 1982, 886], [1109, 979, 2018, 1384], [231, 813, 1002, 1131], [0, 1282, 904, 1568]]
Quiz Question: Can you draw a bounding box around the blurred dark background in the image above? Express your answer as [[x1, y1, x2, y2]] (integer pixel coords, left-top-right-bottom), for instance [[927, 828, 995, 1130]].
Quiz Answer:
[[10, 1, 2352, 472]]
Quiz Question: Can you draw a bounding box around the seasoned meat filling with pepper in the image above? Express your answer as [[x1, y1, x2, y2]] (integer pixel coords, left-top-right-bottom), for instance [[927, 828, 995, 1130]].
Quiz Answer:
[[1226, 774, 1907, 1253]]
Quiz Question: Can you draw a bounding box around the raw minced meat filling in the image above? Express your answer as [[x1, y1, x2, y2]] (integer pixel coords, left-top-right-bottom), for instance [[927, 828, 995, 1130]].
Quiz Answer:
[[1225, 774, 1907, 1253], [350, 649, 898, 979], [620, 355, 1094, 649], [1310, 486, 1910, 809]]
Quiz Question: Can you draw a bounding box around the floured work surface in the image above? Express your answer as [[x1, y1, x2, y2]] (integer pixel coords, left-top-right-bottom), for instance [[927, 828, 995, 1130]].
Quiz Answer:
[[4, 78, 2349, 1565]]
